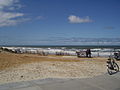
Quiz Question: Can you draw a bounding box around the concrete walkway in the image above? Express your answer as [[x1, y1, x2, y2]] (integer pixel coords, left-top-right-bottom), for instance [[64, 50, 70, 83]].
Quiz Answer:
[[0, 72, 120, 90]]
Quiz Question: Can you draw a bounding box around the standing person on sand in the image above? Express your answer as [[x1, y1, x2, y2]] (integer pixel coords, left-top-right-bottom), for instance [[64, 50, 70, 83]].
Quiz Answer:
[[76, 50, 80, 58], [86, 49, 91, 58]]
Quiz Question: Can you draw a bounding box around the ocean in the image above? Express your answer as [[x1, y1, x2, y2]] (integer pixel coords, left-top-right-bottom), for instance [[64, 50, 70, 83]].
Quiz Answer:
[[1, 45, 120, 49]]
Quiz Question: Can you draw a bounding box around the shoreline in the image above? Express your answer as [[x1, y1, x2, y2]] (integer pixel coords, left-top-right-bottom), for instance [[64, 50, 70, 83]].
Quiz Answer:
[[1, 46, 119, 57]]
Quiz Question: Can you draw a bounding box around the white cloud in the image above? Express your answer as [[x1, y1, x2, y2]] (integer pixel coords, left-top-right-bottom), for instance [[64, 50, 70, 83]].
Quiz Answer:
[[68, 15, 93, 23], [0, 0, 26, 27], [0, 0, 19, 10], [0, 12, 25, 27]]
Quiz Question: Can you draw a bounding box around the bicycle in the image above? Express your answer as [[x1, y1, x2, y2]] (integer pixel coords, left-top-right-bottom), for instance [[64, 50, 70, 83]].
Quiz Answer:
[[106, 55, 119, 75]]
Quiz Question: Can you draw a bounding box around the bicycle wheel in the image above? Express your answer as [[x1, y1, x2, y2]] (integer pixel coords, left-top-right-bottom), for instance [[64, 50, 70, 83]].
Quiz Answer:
[[107, 64, 113, 75], [113, 62, 119, 72]]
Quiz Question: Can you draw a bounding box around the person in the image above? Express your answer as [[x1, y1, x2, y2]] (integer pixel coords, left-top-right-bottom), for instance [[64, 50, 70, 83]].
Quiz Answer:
[[76, 50, 80, 58], [114, 51, 120, 60], [114, 52, 118, 59], [86, 49, 91, 58], [118, 51, 120, 60]]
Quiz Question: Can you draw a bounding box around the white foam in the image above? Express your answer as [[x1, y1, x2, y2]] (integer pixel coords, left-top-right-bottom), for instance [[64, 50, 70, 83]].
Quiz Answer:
[[2, 47, 119, 57]]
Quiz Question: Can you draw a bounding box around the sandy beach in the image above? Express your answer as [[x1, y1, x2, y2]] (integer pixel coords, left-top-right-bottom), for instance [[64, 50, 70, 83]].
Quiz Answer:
[[0, 52, 119, 85]]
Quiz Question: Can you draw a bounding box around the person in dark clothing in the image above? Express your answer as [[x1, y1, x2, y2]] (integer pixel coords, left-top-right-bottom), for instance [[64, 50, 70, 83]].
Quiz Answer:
[[86, 49, 91, 58]]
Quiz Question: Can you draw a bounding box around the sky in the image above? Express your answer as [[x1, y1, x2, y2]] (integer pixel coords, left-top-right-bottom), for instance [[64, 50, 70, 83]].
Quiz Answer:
[[0, 0, 120, 45]]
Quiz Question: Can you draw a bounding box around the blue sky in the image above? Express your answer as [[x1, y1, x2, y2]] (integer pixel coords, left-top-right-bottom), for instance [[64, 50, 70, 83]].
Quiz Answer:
[[0, 0, 120, 45]]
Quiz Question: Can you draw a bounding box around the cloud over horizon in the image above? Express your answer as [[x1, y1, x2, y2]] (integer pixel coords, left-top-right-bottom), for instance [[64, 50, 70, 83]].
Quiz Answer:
[[68, 15, 93, 23], [10, 37, 118, 45], [0, 0, 26, 27]]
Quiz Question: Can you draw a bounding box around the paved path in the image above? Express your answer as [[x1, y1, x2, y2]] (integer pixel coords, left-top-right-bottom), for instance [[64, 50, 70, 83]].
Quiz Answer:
[[0, 72, 120, 90]]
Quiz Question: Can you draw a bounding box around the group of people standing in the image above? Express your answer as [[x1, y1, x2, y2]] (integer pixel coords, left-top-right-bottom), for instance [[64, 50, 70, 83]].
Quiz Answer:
[[76, 49, 91, 58], [86, 49, 91, 58]]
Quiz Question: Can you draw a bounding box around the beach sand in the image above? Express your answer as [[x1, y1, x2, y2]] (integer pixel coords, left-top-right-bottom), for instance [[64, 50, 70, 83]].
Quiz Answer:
[[0, 52, 119, 85]]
